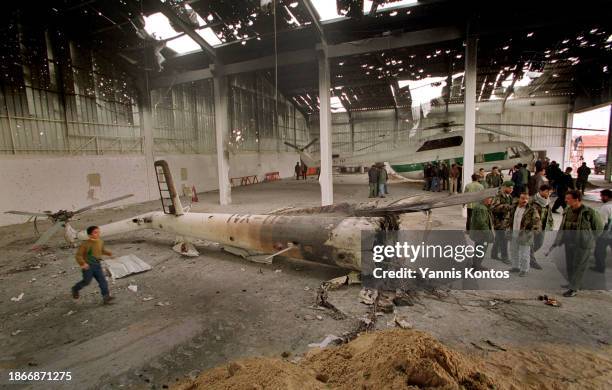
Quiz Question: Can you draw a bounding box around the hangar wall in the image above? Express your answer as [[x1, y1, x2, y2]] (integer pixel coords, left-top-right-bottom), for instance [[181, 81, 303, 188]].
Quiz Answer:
[[0, 31, 307, 226]]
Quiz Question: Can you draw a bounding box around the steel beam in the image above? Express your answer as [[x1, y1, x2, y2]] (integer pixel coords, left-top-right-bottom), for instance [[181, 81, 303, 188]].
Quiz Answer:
[[323, 27, 462, 58], [318, 48, 334, 206], [158, 1, 216, 61], [462, 34, 477, 191], [300, 0, 327, 45]]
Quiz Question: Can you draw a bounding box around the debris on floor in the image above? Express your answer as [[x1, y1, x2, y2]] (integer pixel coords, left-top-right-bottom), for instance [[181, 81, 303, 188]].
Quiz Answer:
[[172, 241, 199, 257], [358, 288, 377, 305], [127, 284, 138, 293], [394, 315, 412, 329], [307, 335, 342, 348], [538, 294, 561, 307], [105, 254, 152, 279], [11, 292, 25, 302]]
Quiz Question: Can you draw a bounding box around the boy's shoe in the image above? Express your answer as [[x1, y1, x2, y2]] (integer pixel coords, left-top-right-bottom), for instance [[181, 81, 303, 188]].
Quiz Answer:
[[589, 266, 605, 273], [103, 296, 115, 305], [519, 271, 527, 277], [71, 288, 79, 299], [562, 289, 577, 297]]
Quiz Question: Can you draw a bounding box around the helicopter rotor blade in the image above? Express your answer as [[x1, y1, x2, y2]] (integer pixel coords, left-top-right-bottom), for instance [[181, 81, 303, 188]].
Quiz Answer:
[[30, 221, 64, 251], [5, 210, 52, 218], [476, 125, 516, 138], [73, 194, 133, 215], [284, 141, 301, 151], [302, 137, 319, 150], [478, 123, 608, 132]]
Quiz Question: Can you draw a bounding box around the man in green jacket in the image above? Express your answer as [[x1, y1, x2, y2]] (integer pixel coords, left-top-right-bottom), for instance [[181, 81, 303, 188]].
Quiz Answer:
[[553, 190, 603, 297], [485, 166, 504, 188], [530, 184, 554, 269], [507, 192, 542, 276], [464, 174, 485, 230], [469, 196, 495, 270], [491, 181, 515, 264]]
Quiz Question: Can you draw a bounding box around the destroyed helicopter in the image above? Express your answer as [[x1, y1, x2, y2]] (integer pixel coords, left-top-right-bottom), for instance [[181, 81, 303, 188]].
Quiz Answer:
[[47, 160, 497, 271]]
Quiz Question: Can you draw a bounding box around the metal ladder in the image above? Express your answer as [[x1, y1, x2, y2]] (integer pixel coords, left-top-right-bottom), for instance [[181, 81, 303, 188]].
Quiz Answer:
[[154, 161, 176, 215]]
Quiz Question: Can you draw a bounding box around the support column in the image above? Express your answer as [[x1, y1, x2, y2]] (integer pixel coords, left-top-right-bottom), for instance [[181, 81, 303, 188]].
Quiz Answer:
[[139, 84, 156, 201], [563, 113, 574, 170], [605, 107, 612, 182], [462, 34, 477, 191], [213, 69, 232, 205], [318, 48, 333, 205]]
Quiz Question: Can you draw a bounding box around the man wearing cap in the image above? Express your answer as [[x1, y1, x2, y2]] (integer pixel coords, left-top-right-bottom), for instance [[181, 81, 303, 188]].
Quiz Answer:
[[491, 181, 515, 263]]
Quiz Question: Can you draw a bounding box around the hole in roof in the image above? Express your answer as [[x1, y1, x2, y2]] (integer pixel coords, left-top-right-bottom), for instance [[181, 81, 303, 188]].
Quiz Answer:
[[144, 7, 221, 54]]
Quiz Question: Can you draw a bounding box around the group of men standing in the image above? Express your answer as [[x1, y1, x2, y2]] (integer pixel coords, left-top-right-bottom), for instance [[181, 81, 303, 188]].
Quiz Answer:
[[468, 171, 609, 297], [368, 163, 389, 198], [294, 161, 308, 180], [423, 162, 462, 193]]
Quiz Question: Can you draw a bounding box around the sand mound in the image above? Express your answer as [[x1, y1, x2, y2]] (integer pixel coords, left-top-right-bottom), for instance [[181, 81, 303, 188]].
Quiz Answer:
[[174, 357, 324, 390], [175, 329, 496, 390], [303, 329, 496, 389]]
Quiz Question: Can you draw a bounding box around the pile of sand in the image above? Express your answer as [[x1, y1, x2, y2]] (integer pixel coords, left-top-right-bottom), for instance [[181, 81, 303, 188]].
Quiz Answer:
[[175, 329, 612, 389], [175, 329, 496, 390]]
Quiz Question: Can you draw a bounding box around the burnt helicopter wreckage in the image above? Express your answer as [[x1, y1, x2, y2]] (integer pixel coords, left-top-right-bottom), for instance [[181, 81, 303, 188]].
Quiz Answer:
[[56, 161, 495, 271]]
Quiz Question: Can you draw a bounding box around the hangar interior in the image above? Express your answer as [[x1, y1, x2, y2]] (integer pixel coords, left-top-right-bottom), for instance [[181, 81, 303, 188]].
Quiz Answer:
[[0, 1, 611, 389]]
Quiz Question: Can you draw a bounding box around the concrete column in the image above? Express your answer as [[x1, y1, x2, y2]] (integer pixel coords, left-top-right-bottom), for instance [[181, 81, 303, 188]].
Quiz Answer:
[[462, 35, 477, 191], [605, 107, 612, 182], [213, 70, 232, 205], [318, 48, 333, 205], [139, 85, 157, 201], [563, 113, 574, 170]]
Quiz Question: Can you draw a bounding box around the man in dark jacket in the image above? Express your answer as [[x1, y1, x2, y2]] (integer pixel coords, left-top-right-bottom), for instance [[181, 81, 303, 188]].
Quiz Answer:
[[511, 165, 523, 197], [552, 167, 575, 213], [368, 164, 379, 198], [553, 190, 603, 297], [576, 162, 591, 194], [440, 162, 450, 191]]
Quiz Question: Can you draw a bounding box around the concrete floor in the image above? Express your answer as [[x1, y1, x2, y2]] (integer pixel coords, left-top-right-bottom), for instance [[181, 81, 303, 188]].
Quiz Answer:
[[0, 175, 610, 389]]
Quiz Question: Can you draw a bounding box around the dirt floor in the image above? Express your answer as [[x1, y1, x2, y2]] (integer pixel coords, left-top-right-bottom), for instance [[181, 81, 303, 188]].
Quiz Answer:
[[0, 174, 611, 389]]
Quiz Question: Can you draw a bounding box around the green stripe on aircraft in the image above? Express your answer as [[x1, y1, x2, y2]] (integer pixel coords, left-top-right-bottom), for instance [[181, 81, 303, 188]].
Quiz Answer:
[[391, 152, 507, 173]]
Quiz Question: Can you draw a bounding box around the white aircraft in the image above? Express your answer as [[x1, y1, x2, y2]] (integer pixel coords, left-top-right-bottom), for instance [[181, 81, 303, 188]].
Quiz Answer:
[[287, 123, 534, 179]]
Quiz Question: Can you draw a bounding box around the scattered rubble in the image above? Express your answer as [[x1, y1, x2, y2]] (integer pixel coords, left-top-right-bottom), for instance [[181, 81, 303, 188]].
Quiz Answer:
[[11, 293, 24, 302]]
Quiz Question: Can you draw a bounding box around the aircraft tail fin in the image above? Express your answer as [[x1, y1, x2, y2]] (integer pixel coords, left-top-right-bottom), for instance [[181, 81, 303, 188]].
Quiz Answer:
[[154, 160, 184, 216]]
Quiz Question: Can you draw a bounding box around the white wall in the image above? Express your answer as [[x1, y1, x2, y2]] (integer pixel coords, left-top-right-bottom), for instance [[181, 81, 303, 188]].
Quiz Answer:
[[0, 151, 298, 226]]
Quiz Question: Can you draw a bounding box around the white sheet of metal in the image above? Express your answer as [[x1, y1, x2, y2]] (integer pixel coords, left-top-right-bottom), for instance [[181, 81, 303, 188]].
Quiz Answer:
[[105, 254, 152, 279]]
